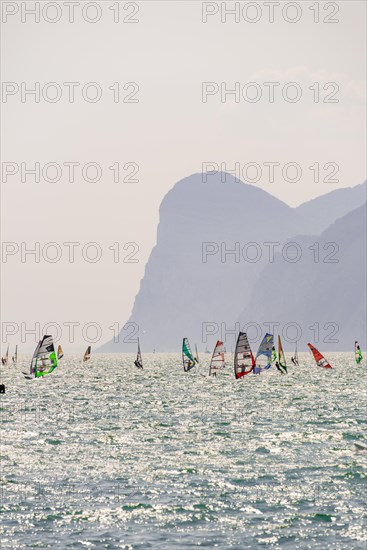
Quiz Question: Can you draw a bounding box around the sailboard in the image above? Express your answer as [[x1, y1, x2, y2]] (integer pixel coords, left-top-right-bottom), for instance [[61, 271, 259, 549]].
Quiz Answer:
[[254, 333, 274, 374], [209, 340, 225, 377], [307, 343, 332, 369], [1, 345, 9, 366], [83, 346, 91, 362], [195, 344, 199, 364], [24, 335, 58, 379], [12, 345, 18, 365], [355, 341, 363, 365], [291, 341, 299, 366], [277, 335, 288, 373], [57, 345, 64, 360], [134, 338, 143, 369], [182, 338, 196, 372], [234, 332, 255, 379]]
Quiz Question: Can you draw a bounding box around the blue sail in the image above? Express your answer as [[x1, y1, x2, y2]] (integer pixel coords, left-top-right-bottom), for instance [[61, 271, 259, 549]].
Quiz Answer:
[[254, 333, 274, 372]]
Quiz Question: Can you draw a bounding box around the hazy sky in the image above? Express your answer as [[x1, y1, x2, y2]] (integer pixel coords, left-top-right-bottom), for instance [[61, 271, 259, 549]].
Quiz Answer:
[[1, 1, 366, 351]]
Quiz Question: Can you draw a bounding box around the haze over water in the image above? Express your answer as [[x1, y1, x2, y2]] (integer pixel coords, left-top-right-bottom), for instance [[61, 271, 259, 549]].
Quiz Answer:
[[1, 353, 366, 548]]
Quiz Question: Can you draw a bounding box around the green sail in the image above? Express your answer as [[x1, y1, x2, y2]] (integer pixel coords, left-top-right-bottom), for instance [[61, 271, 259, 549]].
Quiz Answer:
[[355, 341, 363, 365], [182, 338, 196, 372], [33, 335, 58, 377]]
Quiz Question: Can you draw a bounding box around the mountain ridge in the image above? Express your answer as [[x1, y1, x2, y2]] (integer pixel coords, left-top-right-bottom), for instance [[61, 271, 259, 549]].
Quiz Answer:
[[98, 173, 366, 352]]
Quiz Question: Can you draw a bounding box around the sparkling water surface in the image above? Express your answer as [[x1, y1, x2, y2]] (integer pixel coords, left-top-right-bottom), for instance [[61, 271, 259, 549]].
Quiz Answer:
[[1, 353, 366, 549]]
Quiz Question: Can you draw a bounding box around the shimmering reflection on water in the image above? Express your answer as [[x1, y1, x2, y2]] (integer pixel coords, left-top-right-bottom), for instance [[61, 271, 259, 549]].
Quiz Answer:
[[1, 353, 366, 549]]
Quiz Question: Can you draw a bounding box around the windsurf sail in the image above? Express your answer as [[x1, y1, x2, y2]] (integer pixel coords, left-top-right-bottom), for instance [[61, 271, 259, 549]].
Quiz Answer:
[[291, 341, 299, 366], [83, 346, 91, 362], [355, 341, 363, 365], [12, 345, 18, 365], [254, 333, 274, 373], [234, 332, 255, 379], [1, 345, 9, 366], [28, 341, 41, 375], [27, 335, 58, 378], [195, 344, 199, 364], [182, 338, 196, 372], [307, 343, 332, 369], [134, 338, 143, 369], [278, 335, 288, 373], [57, 344, 64, 360], [209, 340, 225, 376]]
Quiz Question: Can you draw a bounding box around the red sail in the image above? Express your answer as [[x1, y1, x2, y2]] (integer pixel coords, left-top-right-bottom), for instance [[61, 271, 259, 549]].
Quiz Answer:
[[307, 343, 332, 369], [234, 332, 255, 379]]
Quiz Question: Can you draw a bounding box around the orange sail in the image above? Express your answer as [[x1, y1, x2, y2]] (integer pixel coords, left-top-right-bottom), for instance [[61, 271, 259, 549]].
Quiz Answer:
[[307, 343, 332, 369]]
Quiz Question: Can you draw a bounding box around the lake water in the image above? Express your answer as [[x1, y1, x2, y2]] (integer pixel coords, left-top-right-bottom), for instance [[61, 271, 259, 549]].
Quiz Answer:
[[1, 353, 366, 548]]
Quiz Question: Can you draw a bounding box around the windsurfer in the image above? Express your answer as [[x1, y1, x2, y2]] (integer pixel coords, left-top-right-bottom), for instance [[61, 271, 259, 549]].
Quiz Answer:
[[275, 361, 285, 374]]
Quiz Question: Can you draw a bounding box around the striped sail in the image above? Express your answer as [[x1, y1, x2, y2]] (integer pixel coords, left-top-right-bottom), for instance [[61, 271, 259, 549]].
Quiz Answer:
[[234, 332, 255, 379], [307, 343, 332, 369], [209, 340, 225, 376]]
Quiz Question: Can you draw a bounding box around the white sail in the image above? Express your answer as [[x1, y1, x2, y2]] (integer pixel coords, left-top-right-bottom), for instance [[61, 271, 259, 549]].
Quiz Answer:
[[134, 338, 143, 369], [209, 340, 225, 376]]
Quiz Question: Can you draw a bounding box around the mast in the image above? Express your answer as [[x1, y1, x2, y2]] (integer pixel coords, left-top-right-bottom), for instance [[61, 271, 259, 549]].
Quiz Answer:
[[134, 338, 143, 369], [278, 335, 287, 373]]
